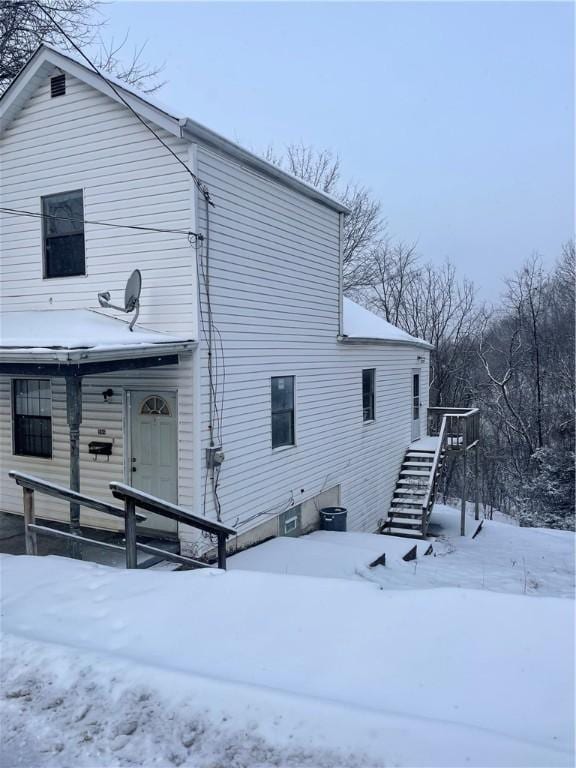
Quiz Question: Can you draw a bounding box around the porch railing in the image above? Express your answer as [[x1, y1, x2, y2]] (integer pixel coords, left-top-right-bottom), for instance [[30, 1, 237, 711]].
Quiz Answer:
[[427, 407, 480, 451], [8, 471, 237, 570], [423, 406, 481, 536], [420, 415, 449, 533]]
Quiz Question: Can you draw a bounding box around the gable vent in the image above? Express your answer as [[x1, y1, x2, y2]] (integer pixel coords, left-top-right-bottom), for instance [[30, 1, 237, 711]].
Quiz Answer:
[[50, 74, 66, 98]]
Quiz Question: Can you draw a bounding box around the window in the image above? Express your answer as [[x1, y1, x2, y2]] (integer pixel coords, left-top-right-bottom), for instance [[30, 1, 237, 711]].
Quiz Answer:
[[12, 380, 52, 458], [42, 190, 85, 278], [271, 376, 295, 448], [140, 396, 171, 416], [362, 368, 375, 422], [413, 372, 420, 421]]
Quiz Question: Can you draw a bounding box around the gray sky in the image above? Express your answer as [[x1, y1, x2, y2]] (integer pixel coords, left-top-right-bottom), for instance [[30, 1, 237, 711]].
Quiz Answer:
[[104, 1, 574, 299]]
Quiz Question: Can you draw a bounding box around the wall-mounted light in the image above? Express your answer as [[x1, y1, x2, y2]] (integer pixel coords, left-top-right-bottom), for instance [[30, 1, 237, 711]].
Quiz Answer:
[[102, 388, 114, 402], [416, 355, 426, 363]]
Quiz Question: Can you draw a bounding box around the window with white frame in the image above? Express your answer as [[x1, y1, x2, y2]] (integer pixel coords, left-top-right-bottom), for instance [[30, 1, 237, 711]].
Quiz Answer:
[[42, 190, 85, 278], [12, 380, 53, 458], [362, 368, 375, 422], [271, 376, 295, 448]]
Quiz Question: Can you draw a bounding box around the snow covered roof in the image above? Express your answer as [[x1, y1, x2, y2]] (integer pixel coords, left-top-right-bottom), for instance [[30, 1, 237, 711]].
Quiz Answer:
[[0, 46, 349, 216], [342, 298, 432, 349], [0, 309, 195, 363]]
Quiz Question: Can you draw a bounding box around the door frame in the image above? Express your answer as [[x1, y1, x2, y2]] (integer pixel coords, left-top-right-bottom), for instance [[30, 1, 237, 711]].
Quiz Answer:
[[411, 368, 421, 441], [123, 387, 179, 505]]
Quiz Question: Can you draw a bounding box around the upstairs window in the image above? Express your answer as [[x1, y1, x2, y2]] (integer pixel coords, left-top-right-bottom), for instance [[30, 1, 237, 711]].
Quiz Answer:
[[271, 376, 295, 448], [42, 190, 85, 278], [362, 368, 375, 422], [12, 380, 53, 458]]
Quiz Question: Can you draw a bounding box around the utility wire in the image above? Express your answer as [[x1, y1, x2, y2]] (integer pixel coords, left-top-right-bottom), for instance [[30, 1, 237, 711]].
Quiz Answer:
[[30, 0, 214, 207], [0, 206, 201, 238]]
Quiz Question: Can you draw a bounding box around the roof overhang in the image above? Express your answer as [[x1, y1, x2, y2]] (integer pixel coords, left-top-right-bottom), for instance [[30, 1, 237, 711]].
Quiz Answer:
[[337, 335, 433, 351], [0, 309, 196, 377], [0, 46, 349, 216]]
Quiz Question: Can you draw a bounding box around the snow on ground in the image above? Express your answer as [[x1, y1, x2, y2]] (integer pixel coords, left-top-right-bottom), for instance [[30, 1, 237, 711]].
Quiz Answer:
[[228, 530, 429, 580], [1, 511, 574, 768], [230, 505, 574, 598]]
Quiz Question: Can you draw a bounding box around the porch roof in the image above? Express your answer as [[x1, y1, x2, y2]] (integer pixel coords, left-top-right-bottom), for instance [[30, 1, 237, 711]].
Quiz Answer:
[[0, 309, 195, 376]]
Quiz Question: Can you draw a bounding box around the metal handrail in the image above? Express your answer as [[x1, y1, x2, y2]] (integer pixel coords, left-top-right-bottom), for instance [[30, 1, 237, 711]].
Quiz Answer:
[[8, 470, 236, 570]]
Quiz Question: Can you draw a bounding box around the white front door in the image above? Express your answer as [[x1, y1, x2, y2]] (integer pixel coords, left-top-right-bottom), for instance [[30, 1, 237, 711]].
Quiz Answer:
[[128, 391, 178, 533], [411, 370, 421, 441]]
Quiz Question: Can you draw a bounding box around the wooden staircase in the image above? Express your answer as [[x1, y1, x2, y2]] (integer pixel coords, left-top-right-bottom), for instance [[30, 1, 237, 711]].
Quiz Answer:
[[381, 442, 446, 539]]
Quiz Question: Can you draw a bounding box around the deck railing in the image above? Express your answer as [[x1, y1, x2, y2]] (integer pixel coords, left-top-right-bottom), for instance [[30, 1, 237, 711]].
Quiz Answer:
[[8, 471, 237, 570], [427, 407, 480, 452], [423, 406, 481, 536]]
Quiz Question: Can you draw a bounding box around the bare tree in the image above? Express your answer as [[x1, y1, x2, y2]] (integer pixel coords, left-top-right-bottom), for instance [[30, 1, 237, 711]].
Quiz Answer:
[[264, 143, 384, 290], [475, 249, 575, 527], [0, 0, 163, 94]]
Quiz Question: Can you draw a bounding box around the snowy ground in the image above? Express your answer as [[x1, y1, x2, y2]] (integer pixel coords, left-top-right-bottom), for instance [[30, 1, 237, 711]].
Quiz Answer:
[[1, 505, 574, 767]]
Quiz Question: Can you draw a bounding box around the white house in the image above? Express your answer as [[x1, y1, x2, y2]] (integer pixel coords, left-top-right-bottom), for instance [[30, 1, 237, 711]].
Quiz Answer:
[[0, 46, 456, 559]]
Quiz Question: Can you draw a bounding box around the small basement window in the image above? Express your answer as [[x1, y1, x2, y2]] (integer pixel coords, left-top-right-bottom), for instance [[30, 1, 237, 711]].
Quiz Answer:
[[42, 190, 85, 278], [50, 74, 66, 97], [362, 368, 375, 422], [271, 376, 295, 448], [12, 379, 53, 458]]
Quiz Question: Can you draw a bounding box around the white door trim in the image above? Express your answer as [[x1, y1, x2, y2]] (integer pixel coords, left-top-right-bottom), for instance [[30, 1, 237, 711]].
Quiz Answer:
[[411, 368, 421, 441], [124, 387, 179, 515]]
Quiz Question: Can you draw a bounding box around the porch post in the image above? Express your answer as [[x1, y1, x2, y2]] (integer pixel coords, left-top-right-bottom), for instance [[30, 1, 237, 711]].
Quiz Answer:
[[474, 443, 480, 521], [65, 375, 83, 557], [460, 447, 467, 536]]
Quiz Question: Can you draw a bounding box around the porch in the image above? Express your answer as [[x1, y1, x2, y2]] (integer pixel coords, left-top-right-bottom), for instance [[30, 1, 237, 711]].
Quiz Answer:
[[0, 309, 196, 550]]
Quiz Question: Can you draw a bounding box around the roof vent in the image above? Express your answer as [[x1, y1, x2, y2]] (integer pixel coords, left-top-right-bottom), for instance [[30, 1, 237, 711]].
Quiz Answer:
[[50, 74, 66, 98]]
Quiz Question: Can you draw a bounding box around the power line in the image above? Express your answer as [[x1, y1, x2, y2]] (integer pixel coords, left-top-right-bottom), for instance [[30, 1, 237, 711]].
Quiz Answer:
[[30, 0, 215, 207], [0, 206, 201, 238]]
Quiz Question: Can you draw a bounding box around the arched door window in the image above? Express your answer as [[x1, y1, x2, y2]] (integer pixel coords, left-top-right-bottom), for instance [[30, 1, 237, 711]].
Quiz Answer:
[[140, 396, 171, 416]]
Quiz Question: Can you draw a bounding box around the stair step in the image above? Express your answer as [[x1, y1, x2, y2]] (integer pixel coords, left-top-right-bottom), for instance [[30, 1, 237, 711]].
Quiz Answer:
[[406, 451, 436, 457], [397, 480, 429, 488], [391, 500, 424, 509], [390, 505, 422, 518], [394, 487, 427, 495], [402, 461, 433, 468], [400, 470, 431, 477], [382, 526, 426, 539]]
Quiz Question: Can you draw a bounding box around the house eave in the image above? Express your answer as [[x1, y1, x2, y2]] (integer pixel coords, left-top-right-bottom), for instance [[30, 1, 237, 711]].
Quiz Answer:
[[179, 120, 350, 215], [0, 45, 350, 216], [337, 335, 433, 351], [0, 341, 196, 367]]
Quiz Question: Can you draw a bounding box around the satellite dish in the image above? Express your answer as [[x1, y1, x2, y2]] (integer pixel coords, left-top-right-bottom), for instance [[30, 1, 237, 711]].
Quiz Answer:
[[124, 269, 142, 312], [97, 269, 142, 331]]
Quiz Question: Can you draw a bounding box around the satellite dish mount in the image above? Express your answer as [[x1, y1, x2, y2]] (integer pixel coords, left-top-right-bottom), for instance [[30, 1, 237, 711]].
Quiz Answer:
[[97, 269, 142, 331]]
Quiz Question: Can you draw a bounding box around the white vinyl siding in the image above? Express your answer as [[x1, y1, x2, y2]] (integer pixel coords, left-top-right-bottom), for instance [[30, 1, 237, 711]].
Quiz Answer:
[[0, 68, 430, 544], [0, 73, 197, 336], [0, 73, 198, 529], [193, 145, 430, 541], [0, 361, 195, 530]]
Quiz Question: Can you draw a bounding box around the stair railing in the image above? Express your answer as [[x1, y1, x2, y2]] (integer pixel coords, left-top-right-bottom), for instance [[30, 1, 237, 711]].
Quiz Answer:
[[9, 471, 237, 570], [420, 416, 448, 533], [421, 407, 480, 533]]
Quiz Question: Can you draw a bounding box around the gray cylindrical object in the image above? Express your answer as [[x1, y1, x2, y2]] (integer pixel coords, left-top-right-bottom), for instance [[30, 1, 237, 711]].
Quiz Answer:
[[319, 507, 347, 532]]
